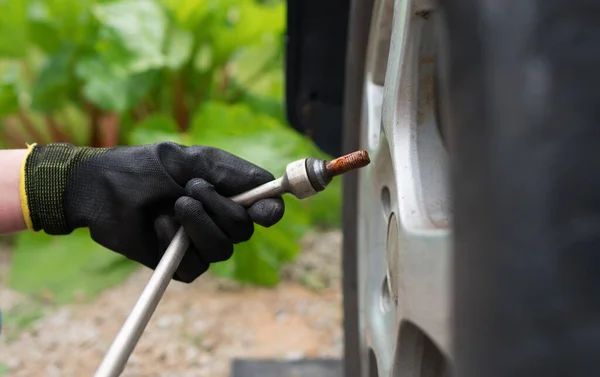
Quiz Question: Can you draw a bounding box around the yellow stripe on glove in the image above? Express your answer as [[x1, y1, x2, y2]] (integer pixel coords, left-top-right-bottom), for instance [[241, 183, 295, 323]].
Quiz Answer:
[[19, 143, 37, 231]]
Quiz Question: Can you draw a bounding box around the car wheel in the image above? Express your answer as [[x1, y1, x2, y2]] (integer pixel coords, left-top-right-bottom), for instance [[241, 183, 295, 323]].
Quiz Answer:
[[342, 0, 452, 376]]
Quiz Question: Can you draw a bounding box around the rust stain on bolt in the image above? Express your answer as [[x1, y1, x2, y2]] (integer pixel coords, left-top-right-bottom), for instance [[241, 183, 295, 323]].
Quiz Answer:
[[325, 150, 371, 177]]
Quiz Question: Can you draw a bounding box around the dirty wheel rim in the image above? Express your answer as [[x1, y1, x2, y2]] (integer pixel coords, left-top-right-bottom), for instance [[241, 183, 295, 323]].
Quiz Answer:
[[356, 0, 452, 376]]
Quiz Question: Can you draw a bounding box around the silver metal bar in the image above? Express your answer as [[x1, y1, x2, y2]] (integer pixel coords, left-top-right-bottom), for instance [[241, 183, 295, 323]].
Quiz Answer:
[[94, 176, 289, 377], [94, 227, 190, 377], [229, 177, 286, 206]]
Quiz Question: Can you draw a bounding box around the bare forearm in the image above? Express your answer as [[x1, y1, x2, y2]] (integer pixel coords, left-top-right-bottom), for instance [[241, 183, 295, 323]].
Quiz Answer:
[[0, 149, 27, 234]]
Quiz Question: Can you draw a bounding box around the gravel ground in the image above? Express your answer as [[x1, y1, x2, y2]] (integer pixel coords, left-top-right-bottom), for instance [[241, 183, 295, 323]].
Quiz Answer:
[[0, 230, 343, 377]]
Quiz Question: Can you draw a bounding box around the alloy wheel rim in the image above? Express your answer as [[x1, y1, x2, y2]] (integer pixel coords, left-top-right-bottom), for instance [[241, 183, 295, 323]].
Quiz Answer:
[[357, 0, 452, 376]]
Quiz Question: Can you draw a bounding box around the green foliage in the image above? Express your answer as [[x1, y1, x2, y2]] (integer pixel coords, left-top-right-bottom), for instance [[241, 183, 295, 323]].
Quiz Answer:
[[31, 45, 75, 111], [0, 65, 22, 116], [2, 0, 342, 296], [0, 0, 27, 58], [9, 229, 137, 303], [92, 0, 168, 71], [74, 0, 170, 111]]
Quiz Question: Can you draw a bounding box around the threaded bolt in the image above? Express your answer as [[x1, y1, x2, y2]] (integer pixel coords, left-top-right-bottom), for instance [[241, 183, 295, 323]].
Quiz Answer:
[[325, 150, 371, 177]]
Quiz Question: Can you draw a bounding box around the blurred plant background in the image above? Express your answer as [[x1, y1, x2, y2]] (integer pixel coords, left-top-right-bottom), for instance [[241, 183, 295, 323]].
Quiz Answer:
[[0, 0, 341, 304]]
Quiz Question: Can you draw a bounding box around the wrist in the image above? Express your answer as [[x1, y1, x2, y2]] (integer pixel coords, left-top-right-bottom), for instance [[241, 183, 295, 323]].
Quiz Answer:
[[0, 148, 29, 234]]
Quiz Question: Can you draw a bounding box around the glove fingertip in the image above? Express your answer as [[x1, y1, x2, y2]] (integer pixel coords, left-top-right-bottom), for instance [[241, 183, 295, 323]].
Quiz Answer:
[[173, 246, 209, 283], [250, 167, 276, 185], [247, 198, 285, 227], [154, 214, 179, 244], [185, 178, 213, 199], [174, 196, 199, 218]]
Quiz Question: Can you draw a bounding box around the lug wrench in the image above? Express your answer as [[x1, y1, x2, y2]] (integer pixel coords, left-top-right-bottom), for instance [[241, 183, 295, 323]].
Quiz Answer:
[[94, 150, 370, 377]]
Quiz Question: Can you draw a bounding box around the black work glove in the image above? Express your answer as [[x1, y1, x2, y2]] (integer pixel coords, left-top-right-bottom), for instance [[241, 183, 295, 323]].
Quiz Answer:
[[20, 142, 285, 282]]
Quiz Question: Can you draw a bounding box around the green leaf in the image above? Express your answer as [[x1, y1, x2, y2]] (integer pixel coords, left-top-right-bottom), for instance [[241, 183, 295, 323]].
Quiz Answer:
[[28, 21, 62, 55], [127, 114, 182, 145], [162, 0, 285, 64], [189, 101, 327, 174], [41, 0, 90, 43], [27, 1, 62, 54], [237, 91, 285, 123], [53, 104, 91, 145], [92, 0, 169, 73], [210, 0, 285, 62], [71, 0, 173, 111], [229, 34, 283, 100], [164, 27, 194, 70], [158, 0, 210, 31], [76, 56, 161, 112], [30, 46, 75, 112], [9, 229, 138, 304], [135, 113, 179, 133], [0, 64, 23, 116], [0, 0, 27, 58], [193, 44, 214, 73]]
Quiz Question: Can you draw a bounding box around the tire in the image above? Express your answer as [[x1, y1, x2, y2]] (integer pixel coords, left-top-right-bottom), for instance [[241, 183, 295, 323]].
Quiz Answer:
[[346, 0, 600, 376], [443, 1, 600, 376], [341, 0, 374, 375]]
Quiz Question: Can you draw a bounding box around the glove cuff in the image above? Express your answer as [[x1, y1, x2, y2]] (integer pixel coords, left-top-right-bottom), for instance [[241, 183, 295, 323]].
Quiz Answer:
[[21, 143, 107, 234], [19, 143, 37, 231]]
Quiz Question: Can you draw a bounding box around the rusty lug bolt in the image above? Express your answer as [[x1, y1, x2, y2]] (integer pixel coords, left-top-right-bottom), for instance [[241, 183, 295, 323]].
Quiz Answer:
[[325, 150, 371, 177], [304, 150, 371, 194]]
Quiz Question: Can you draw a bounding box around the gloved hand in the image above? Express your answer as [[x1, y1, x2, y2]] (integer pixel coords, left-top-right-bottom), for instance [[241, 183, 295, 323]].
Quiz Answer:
[[19, 142, 285, 282]]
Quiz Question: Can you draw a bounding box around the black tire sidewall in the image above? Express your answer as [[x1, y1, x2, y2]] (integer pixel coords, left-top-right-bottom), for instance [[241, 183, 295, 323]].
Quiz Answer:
[[341, 0, 375, 376]]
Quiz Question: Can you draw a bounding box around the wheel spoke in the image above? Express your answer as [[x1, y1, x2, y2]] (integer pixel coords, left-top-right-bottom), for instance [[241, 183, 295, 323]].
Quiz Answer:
[[359, 0, 451, 375]]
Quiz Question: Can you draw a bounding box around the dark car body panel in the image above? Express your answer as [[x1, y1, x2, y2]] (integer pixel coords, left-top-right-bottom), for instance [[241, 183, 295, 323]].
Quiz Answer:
[[285, 0, 351, 157]]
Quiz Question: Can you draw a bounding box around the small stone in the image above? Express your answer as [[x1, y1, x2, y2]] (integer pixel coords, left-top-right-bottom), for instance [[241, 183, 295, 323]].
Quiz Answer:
[[275, 310, 287, 323], [201, 338, 215, 351], [5, 358, 22, 369], [192, 320, 209, 333], [157, 316, 172, 328], [315, 317, 330, 329], [198, 354, 211, 366], [45, 363, 61, 377], [185, 346, 199, 361], [284, 351, 305, 360]]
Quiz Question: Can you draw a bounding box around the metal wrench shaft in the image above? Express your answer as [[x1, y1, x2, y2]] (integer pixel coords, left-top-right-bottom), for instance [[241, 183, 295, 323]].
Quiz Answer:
[[94, 152, 370, 377], [94, 179, 286, 377]]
